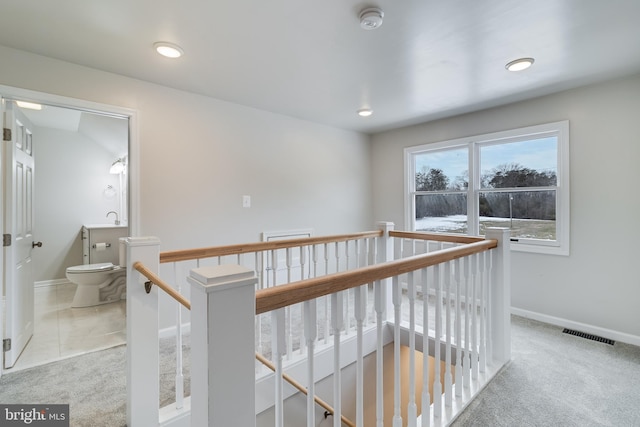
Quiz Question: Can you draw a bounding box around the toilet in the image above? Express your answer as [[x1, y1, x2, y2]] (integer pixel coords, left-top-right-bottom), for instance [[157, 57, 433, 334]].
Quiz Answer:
[[66, 224, 129, 308], [66, 263, 126, 308]]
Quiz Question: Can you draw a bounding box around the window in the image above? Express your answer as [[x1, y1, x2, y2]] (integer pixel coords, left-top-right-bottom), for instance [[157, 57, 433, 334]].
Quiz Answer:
[[405, 121, 569, 255]]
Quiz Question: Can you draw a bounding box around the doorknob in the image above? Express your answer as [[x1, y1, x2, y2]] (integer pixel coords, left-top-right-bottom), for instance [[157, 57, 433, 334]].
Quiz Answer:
[[32, 241, 43, 248]]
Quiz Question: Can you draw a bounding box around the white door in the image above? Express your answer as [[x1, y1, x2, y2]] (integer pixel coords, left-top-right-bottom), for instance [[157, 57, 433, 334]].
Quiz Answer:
[[2, 99, 36, 369]]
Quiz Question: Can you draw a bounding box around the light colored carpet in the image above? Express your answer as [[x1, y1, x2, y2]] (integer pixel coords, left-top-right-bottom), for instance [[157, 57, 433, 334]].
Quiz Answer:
[[1, 316, 638, 426], [0, 336, 187, 427], [451, 316, 640, 427]]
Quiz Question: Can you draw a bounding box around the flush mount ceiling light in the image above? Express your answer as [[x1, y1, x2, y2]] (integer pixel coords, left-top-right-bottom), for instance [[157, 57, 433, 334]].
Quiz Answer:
[[357, 108, 373, 117], [154, 42, 184, 58], [506, 57, 534, 72], [16, 101, 43, 110], [359, 7, 384, 30]]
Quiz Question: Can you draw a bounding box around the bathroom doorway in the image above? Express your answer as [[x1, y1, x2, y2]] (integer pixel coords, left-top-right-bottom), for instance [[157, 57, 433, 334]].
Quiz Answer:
[[0, 86, 137, 371]]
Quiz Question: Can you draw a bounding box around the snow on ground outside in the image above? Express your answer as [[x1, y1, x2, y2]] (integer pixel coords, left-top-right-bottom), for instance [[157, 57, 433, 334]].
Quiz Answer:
[[415, 215, 512, 232]]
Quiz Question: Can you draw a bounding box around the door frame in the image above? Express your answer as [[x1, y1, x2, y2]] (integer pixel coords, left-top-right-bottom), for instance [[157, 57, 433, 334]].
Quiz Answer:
[[0, 85, 139, 374]]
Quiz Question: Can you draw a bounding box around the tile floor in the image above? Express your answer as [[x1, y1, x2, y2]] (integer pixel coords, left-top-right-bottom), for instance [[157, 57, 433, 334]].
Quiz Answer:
[[10, 283, 126, 371]]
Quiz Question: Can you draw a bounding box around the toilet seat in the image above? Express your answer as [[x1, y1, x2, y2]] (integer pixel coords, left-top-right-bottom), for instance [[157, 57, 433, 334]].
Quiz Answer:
[[66, 262, 117, 274]]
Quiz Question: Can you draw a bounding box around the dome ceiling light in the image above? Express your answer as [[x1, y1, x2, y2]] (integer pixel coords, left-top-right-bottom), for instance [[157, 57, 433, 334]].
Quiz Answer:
[[506, 57, 535, 72], [154, 42, 184, 59], [357, 108, 373, 117], [359, 7, 384, 30]]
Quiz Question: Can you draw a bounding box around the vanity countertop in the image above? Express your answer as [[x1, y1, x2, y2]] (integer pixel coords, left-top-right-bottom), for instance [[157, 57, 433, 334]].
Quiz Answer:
[[83, 223, 128, 229]]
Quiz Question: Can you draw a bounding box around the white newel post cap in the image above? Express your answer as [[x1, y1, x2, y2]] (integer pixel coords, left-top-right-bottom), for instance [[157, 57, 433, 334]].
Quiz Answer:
[[123, 236, 161, 248], [187, 264, 257, 291], [376, 221, 395, 232]]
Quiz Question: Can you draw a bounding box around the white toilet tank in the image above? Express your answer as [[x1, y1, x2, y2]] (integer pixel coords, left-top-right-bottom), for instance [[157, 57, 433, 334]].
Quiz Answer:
[[82, 224, 129, 266]]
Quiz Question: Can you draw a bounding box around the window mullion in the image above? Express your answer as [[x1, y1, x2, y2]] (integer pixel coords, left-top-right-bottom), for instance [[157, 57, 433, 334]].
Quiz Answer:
[[468, 142, 479, 236]]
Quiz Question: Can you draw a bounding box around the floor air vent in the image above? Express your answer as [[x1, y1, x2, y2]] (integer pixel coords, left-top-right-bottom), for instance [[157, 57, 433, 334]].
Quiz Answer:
[[562, 328, 615, 345]]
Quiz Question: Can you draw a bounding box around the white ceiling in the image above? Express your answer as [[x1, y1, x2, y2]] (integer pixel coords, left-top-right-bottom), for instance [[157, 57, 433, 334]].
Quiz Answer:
[[2, 0, 640, 134]]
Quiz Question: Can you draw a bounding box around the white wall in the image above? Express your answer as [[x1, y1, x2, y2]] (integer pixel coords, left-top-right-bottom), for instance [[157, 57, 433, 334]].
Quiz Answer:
[[34, 127, 121, 281], [0, 44, 372, 250], [0, 45, 373, 328], [371, 73, 640, 344]]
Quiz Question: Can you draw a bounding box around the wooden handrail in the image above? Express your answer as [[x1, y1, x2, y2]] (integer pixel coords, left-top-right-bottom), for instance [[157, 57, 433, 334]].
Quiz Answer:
[[389, 230, 485, 244], [159, 230, 383, 264], [256, 239, 498, 315], [255, 353, 355, 427], [132, 260, 353, 426], [133, 261, 191, 310]]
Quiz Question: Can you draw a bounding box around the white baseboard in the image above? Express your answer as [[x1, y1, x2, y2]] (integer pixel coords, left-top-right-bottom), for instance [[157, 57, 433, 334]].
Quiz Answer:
[[511, 307, 640, 347], [34, 279, 72, 288]]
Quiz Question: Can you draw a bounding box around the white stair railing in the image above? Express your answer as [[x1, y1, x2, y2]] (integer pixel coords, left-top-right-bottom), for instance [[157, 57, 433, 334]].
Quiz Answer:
[[125, 224, 511, 427]]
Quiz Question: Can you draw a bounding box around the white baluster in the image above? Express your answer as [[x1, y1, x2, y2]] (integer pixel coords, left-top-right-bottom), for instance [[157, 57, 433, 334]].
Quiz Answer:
[[486, 250, 494, 365], [271, 250, 278, 287], [407, 269, 417, 427], [345, 241, 351, 336], [312, 245, 321, 346], [286, 248, 293, 360], [300, 245, 307, 280], [255, 252, 262, 289], [374, 279, 385, 427], [272, 308, 286, 427], [471, 254, 479, 380], [363, 238, 371, 328], [255, 253, 264, 372], [172, 262, 184, 410], [444, 261, 453, 407], [454, 258, 463, 397], [300, 247, 308, 356], [324, 243, 330, 345], [478, 251, 487, 373], [286, 247, 292, 283], [304, 299, 317, 427], [355, 284, 367, 427], [433, 263, 442, 418], [331, 291, 343, 427], [463, 256, 471, 389], [392, 276, 403, 427], [421, 267, 431, 427], [369, 237, 379, 326]]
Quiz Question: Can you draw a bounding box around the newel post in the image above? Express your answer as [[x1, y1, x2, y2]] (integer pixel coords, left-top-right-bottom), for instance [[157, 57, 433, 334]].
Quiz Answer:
[[485, 228, 511, 364], [188, 264, 258, 427], [125, 237, 162, 427]]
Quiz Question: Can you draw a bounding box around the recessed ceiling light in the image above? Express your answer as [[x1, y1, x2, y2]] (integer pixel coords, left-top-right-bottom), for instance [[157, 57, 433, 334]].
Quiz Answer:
[[16, 101, 43, 110], [505, 57, 534, 72], [154, 42, 184, 59], [357, 108, 373, 117]]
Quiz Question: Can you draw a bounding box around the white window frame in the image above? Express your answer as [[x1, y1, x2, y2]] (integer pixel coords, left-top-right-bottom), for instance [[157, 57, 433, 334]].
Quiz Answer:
[[404, 121, 570, 256]]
